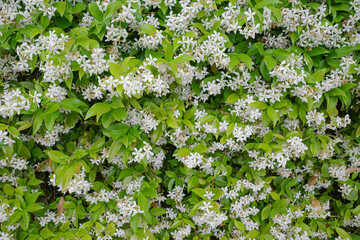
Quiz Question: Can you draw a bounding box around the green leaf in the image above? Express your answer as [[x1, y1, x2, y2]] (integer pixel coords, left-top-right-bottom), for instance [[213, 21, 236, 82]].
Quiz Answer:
[[264, 130, 273, 143], [344, 187, 358, 201], [2, 145, 13, 158], [336, 46, 356, 57], [246, 230, 260, 238], [85, 103, 111, 120], [103, 123, 130, 139], [353, 205, 360, 214], [64, 232, 77, 240], [200, 115, 215, 124], [188, 201, 204, 216], [119, 57, 137, 76], [184, 107, 196, 120], [307, 47, 329, 56], [267, 106, 279, 126], [191, 23, 209, 35], [273, 199, 287, 209], [40, 228, 56, 239], [260, 59, 270, 80], [33, 115, 43, 135], [170, 219, 183, 229], [163, 39, 173, 62], [152, 124, 164, 144], [168, 61, 178, 75], [129, 99, 142, 109], [25, 192, 41, 205], [103, 1, 122, 20], [20, 211, 30, 231], [312, 68, 328, 82], [90, 202, 105, 212], [270, 191, 280, 200], [71, 3, 86, 14], [28, 177, 43, 186], [175, 148, 191, 156], [356, 126, 360, 138], [4, 184, 14, 195], [317, 135, 329, 149], [167, 118, 179, 129], [261, 206, 271, 220], [108, 222, 116, 236], [46, 150, 69, 163], [60, 98, 87, 116], [89, 39, 100, 49], [267, 6, 282, 22], [61, 166, 75, 189], [19, 144, 31, 159], [166, 171, 177, 178], [264, 55, 277, 70], [303, 52, 313, 69], [254, 0, 281, 9], [101, 111, 114, 128], [109, 62, 122, 78], [310, 138, 322, 156], [71, 149, 87, 160], [327, 88, 346, 97], [130, 214, 140, 232], [237, 53, 253, 69], [192, 188, 205, 198], [88, 2, 103, 22], [142, 187, 158, 198], [0, 124, 7, 131], [40, 15, 50, 28], [273, 49, 291, 60], [226, 93, 239, 104], [44, 111, 59, 131], [137, 193, 148, 214], [8, 126, 20, 137], [212, 188, 223, 200], [53, 2, 66, 16], [210, 21, 222, 32], [193, 144, 207, 153], [149, 208, 166, 216], [273, 100, 287, 109], [187, 176, 198, 192], [234, 220, 245, 231], [249, 101, 268, 110], [111, 97, 125, 108], [90, 137, 105, 151], [76, 36, 90, 50], [335, 227, 352, 240], [299, 105, 307, 123], [254, 42, 265, 55], [228, 53, 240, 70], [26, 203, 43, 212], [172, 54, 194, 63], [340, 83, 356, 92], [139, 24, 157, 35], [8, 210, 23, 225]]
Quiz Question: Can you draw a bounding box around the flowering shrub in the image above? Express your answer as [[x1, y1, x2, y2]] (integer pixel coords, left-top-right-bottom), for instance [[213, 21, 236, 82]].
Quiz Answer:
[[1, 0, 360, 239]]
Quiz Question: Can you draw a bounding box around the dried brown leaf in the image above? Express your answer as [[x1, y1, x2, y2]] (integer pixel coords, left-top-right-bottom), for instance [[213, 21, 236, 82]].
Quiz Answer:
[[345, 167, 360, 174], [312, 199, 321, 208], [308, 176, 317, 186], [57, 197, 65, 217]]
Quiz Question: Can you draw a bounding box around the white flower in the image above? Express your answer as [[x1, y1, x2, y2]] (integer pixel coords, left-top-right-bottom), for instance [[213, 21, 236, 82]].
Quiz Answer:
[[173, 110, 180, 118], [203, 190, 215, 200]]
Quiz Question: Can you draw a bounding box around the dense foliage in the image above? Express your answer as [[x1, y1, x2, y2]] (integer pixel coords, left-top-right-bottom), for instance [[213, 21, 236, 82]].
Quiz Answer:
[[1, 0, 360, 239]]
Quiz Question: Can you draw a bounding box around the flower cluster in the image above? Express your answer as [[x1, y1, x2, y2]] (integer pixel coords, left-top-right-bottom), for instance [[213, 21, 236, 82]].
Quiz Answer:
[[1, 0, 360, 240]]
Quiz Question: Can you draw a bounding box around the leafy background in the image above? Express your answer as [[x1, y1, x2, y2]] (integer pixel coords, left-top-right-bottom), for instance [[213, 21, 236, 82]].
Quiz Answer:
[[1, 0, 360, 239]]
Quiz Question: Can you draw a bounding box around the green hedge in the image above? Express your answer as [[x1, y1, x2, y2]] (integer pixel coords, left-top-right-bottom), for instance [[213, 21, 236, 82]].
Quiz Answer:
[[1, 0, 360, 239]]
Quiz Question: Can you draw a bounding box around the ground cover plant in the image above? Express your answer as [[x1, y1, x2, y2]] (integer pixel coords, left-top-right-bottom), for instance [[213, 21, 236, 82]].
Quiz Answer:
[[1, 0, 360, 239]]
